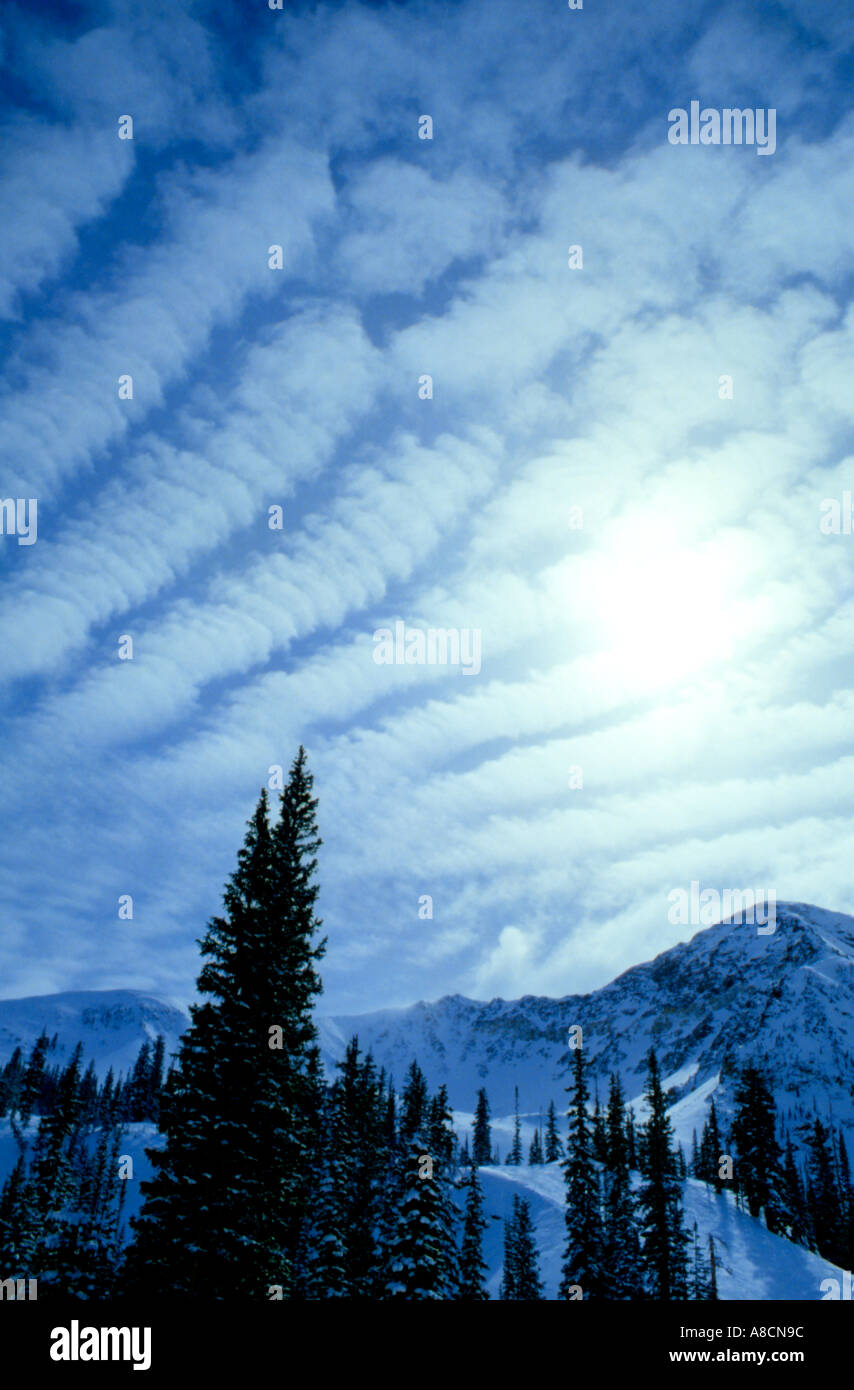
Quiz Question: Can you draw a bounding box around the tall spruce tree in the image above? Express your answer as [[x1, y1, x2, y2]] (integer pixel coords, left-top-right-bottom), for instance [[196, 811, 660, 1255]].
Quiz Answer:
[[731, 1066, 787, 1233], [637, 1049, 689, 1300], [383, 1139, 459, 1299], [506, 1086, 523, 1166], [592, 1095, 608, 1163], [20, 1042, 85, 1293], [602, 1072, 640, 1299], [19, 1032, 50, 1127], [458, 1159, 489, 1300], [513, 1196, 544, 1300], [528, 1128, 544, 1165], [545, 1100, 563, 1163], [782, 1136, 811, 1247], [124, 749, 326, 1298], [707, 1233, 719, 1301], [302, 1037, 389, 1298], [559, 1046, 604, 1300], [399, 1060, 429, 1148], [806, 1118, 843, 1264], [698, 1099, 724, 1191], [473, 1087, 492, 1166], [501, 1194, 543, 1300], [0, 1047, 24, 1121]]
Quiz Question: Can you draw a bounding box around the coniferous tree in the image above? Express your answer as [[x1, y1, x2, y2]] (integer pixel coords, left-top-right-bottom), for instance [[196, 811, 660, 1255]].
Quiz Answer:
[[98, 1069, 116, 1128], [499, 1201, 518, 1300], [22, 1043, 85, 1293], [698, 1099, 724, 1191], [806, 1118, 843, 1264], [126, 1042, 152, 1123], [425, 1083, 461, 1291], [501, 1194, 543, 1300], [125, 749, 326, 1298], [399, 1060, 429, 1148], [688, 1221, 714, 1300], [545, 1100, 563, 1163], [472, 1087, 492, 1167], [303, 1037, 390, 1298], [54, 1117, 127, 1297], [79, 1061, 99, 1126], [427, 1084, 457, 1173], [626, 1105, 638, 1172], [592, 1095, 608, 1164], [0, 1047, 24, 1121], [731, 1067, 787, 1233], [383, 1076, 397, 1155], [637, 1049, 689, 1300], [146, 1036, 166, 1123], [19, 1033, 50, 1127], [707, 1234, 718, 1301], [302, 1146, 348, 1298], [383, 1140, 459, 1300], [0, 1155, 31, 1276], [602, 1072, 640, 1299], [528, 1128, 544, 1165], [782, 1136, 811, 1247], [506, 1086, 523, 1166], [458, 1160, 489, 1300], [837, 1130, 854, 1271], [559, 1046, 604, 1300], [513, 1196, 544, 1299]]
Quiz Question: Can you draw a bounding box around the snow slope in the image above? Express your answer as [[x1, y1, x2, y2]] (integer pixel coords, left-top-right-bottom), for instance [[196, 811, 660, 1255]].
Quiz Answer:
[[473, 1161, 846, 1301]]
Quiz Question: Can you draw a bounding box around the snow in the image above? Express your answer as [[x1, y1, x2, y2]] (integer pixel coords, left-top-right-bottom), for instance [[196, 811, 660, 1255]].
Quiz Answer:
[[317, 900, 854, 1162], [471, 1161, 848, 1301], [0, 990, 189, 1081]]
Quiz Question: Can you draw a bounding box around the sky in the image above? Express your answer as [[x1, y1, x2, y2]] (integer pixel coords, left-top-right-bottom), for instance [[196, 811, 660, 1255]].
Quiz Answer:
[[1, 0, 854, 1015]]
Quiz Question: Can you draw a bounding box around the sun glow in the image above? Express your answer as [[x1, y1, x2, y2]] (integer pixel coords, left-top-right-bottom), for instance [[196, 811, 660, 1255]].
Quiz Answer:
[[582, 520, 747, 683]]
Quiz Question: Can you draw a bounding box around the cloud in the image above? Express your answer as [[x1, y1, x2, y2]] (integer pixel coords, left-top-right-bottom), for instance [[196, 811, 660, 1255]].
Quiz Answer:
[[2, 0, 854, 1016]]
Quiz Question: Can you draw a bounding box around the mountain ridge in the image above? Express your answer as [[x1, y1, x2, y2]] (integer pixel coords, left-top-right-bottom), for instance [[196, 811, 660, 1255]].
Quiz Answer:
[[2, 901, 852, 1154]]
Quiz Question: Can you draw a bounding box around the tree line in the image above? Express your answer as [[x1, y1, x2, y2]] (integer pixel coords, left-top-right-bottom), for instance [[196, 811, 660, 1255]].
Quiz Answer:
[[0, 747, 850, 1297]]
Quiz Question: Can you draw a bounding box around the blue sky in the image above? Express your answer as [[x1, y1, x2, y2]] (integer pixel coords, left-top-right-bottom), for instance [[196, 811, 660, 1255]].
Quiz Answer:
[[2, 0, 854, 1014]]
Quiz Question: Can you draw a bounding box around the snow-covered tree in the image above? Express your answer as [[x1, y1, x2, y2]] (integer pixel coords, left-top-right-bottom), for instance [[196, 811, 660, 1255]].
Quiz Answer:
[[602, 1072, 640, 1299], [559, 1046, 604, 1299], [458, 1160, 489, 1300], [528, 1128, 544, 1165], [473, 1087, 492, 1166], [545, 1100, 563, 1163], [637, 1049, 689, 1300], [125, 749, 326, 1298], [506, 1086, 523, 1165], [501, 1194, 543, 1300]]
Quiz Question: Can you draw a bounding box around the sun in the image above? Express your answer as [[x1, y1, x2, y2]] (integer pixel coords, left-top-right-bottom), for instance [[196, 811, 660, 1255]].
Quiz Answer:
[[580, 517, 747, 684]]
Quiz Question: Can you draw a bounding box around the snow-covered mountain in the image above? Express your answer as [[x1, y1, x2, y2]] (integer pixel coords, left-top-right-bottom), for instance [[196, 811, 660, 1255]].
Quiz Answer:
[[1, 903, 852, 1299], [319, 902, 854, 1152], [3, 901, 853, 1155], [0, 989, 189, 1081]]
